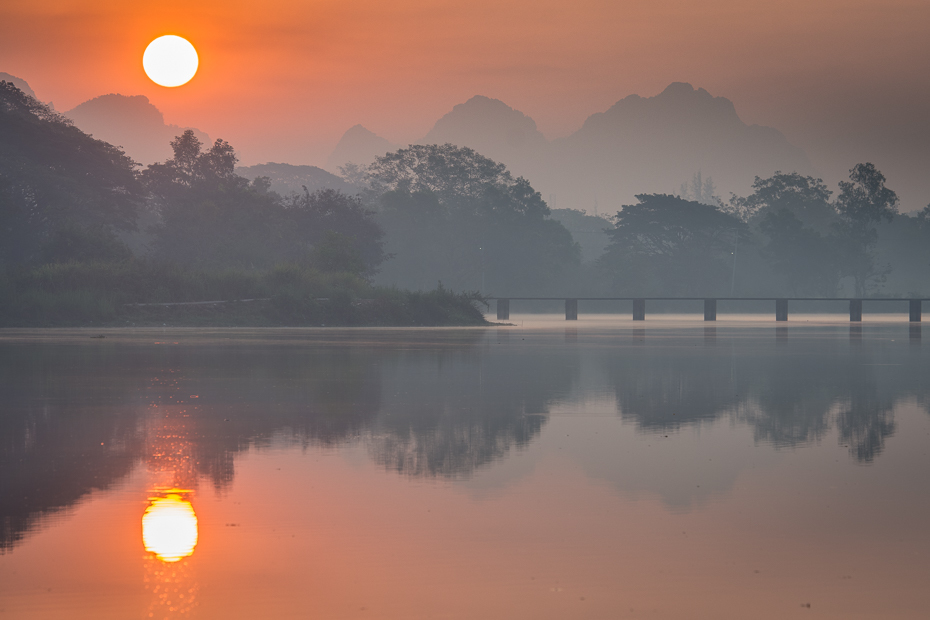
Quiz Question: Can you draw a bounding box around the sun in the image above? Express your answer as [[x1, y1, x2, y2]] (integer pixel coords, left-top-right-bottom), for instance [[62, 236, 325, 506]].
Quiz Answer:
[[143, 35, 199, 87]]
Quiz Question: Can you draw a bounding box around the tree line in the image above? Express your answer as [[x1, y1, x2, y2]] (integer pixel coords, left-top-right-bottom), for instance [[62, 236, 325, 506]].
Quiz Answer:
[[597, 166, 916, 298], [3, 79, 929, 300]]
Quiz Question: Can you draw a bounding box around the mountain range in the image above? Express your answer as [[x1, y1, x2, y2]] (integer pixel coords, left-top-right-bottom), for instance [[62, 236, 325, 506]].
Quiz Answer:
[[4, 72, 813, 212], [332, 83, 813, 214]]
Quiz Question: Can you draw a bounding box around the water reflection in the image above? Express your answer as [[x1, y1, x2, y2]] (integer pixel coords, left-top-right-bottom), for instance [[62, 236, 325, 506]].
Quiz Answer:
[[0, 327, 927, 554], [365, 343, 575, 477], [141, 492, 199, 616], [604, 334, 919, 462]]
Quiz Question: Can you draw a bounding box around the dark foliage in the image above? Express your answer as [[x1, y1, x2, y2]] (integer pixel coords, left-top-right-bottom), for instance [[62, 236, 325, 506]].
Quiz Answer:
[[598, 194, 749, 296], [368, 144, 579, 294], [143, 131, 386, 275], [283, 189, 386, 276], [834, 163, 899, 296], [0, 82, 142, 264]]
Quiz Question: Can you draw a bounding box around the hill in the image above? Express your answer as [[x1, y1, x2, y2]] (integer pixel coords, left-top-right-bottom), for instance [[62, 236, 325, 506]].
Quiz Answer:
[[419, 95, 547, 180], [548, 82, 812, 213], [405, 84, 812, 215], [65, 94, 209, 165], [326, 124, 397, 172]]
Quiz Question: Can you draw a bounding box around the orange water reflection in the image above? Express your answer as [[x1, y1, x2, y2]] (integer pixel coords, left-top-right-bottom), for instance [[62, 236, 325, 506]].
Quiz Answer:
[[2, 328, 930, 619], [141, 388, 202, 618]]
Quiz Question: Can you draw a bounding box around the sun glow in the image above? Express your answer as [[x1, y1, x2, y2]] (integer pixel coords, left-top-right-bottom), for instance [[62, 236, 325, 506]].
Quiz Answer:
[[142, 492, 199, 562], [143, 35, 199, 87]]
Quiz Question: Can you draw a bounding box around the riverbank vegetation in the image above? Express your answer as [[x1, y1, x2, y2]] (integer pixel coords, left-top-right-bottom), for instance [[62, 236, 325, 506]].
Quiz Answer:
[[1, 82, 487, 327], [0, 260, 487, 327]]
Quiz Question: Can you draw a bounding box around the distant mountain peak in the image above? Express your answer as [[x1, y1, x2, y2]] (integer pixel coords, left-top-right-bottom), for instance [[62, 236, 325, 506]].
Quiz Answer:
[[436, 94, 539, 131], [327, 125, 398, 171], [68, 93, 166, 126], [65, 93, 209, 165], [343, 124, 384, 140], [422, 95, 545, 150], [601, 82, 740, 127], [551, 83, 811, 213]]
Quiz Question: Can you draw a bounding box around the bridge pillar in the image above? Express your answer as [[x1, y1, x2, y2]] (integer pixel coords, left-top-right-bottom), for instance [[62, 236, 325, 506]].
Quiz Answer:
[[704, 299, 717, 321], [496, 298, 510, 320], [850, 299, 862, 322], [910, 299, 922, 322], [565, 298, 578, 320], [775, 299, 788, 322], [633, 298, 646, 321]]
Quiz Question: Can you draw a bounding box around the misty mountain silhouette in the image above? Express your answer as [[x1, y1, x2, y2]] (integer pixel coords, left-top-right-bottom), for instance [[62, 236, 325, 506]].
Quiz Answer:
[[550, 82, 812, 212], [0, 73, 37, 102], [65, 94, 210, 166], [399, 83, 811, 214], [419, 95, 547, 179], [327, 124, 398, 171], [236, 162, 350, 195]]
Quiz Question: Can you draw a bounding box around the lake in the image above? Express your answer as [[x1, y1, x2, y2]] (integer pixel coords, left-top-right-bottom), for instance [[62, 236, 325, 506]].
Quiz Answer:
[[1, 316, 928, 619]]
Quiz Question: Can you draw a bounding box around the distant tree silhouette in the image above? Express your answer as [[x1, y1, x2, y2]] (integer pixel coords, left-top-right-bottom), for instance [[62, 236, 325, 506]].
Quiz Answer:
[[735, 172, 837, 233], [758, 208, 841, 295], [834, 163, 898, 296], [367, 144, 579, 293], [679, 171, 720, 206], [143, 130, 283, 268], [728, 172, 841, 295], [598, 194, 749, 296], [143, 131, 385, 273], [283, 188, 385, 276]]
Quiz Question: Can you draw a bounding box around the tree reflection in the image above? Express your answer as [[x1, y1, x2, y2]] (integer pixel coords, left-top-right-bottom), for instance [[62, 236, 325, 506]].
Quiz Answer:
[[0, 344, 144, 553], [604, 336, 925, 462], [2, 329, 927, 554], [365, 345, 576, 477]]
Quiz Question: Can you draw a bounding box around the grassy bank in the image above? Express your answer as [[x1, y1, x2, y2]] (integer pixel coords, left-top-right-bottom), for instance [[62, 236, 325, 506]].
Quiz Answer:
[[0, 261, 490, 327]]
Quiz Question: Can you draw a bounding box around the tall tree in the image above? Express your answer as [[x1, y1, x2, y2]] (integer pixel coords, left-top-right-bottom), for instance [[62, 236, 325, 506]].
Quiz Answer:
[[142, 130, 283, 268], [283, 188, 386, 276], [0, 81, 142, 263], [731, 172, 842, 295], [143, 131, 386, 274], [734, 172, 836, 232], [598, 194, 749, 296], [366, 144, 579, 293], [834, 163, 898, 296], [757, 208, 841, 295]]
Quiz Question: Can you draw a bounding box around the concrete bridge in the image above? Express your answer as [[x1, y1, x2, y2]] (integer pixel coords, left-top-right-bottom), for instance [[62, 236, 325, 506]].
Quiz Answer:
[[490, 298, 925, 322]]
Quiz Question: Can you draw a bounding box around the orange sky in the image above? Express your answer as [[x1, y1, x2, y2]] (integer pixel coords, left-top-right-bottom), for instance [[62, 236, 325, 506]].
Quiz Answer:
[[2, 0, 930, 205]]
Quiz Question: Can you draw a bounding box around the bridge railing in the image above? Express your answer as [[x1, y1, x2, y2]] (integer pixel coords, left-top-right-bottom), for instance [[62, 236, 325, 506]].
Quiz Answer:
[[487, 297, 926, 323]]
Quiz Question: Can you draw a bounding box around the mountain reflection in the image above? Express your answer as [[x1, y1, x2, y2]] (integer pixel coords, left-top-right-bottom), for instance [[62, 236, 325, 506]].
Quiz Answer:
[[1, 329, 927, 553]]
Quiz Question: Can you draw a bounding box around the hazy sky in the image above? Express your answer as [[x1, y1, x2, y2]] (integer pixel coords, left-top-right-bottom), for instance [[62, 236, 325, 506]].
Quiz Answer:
[[2, 0, 929, 208]]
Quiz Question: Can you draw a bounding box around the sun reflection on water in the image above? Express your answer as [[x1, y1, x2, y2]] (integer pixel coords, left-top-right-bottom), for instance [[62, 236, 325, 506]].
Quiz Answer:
[[142, 491, 198, 563]]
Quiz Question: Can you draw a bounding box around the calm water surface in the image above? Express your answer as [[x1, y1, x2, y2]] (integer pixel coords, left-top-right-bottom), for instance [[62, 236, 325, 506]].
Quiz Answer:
[[1, 317, 929, 619]]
